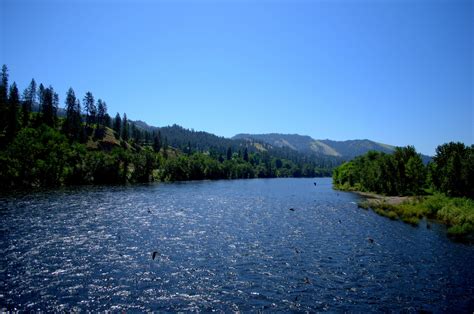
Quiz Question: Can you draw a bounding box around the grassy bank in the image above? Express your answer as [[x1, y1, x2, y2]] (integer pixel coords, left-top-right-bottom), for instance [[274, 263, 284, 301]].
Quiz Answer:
[[356, 192, 474, 238]]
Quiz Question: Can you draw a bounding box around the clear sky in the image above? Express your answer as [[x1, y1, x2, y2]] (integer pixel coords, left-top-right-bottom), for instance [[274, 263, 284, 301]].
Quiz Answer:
[[1, 0, 472, 155]]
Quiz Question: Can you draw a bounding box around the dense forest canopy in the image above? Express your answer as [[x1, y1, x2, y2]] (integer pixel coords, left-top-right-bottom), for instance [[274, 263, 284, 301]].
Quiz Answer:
[[0, 65, 335, 189]]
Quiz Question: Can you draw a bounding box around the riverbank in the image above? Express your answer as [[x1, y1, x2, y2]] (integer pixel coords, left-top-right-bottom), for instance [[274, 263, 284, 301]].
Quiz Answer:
[[353, 191, 474, 240]]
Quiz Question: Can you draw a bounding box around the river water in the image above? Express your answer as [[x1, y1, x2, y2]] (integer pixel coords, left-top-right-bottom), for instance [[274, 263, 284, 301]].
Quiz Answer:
[[1, 178, 473, 312]]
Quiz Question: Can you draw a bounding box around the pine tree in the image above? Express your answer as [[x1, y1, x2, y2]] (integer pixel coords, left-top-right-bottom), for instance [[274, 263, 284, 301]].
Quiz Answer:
[[122, 113, 129, 141], [243, 147, 249, 162], [21, 78, 36, 127], [187, 141, 192, 155], [104, 113, 111, 128], [226, 146, 232, 160], [38, 83, 45, 112], [83, 91, 96, 128], [41, 86, 56, 127], [163, 136, 169, 158], [0, 65, 9, 136], [113, 113, 121, 139], [53, 90, 59, 115], [6, 82, 20, 142], [153, 131, 162, 152], [97, 99, 107, 127], [63, 88, 82, 140]]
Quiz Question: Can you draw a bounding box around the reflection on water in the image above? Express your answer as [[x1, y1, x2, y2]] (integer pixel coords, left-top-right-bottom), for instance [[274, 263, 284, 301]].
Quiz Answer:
[[1, 178, 473, 311]]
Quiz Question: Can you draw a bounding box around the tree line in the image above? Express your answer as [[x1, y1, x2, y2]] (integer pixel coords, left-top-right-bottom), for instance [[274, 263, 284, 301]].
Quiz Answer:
[[0, 65, 331, 189], [333, 144, 473, 198]]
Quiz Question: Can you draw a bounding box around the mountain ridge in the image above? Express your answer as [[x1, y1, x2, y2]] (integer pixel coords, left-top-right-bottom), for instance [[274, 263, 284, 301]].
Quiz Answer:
[[132, 120, 430, 163], [233, 133, 396, 159]]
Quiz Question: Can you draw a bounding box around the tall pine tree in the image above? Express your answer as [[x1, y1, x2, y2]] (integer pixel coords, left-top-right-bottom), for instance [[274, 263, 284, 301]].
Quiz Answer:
[[83, 91, 96, 129], [113, 112, 121, 139], [63, 87, 82, 141], [41, 86, 56, 127], [122, 113, 129, 141], [6, 82, 20, 142], [0, 65, 9, 137], [21, 78, 36, 127], [153, 131, 162, 152], [97, 99, 107, 127]]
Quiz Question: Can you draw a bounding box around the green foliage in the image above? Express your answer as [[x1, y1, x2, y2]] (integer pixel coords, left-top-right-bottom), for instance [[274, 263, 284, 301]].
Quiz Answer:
[[153, 131, 162, 152], [83, 91, 96, 128], [40, 86, 57, 128], [21, 79, 36, 127], [0, 65, 9, 144], [0, 65, 353, 189], [6, 82, 20, 143], [359, 193, 474, 237], [430, 142, 473, 198], [0, 126, 72, 187], [122, 113, 129, 141], [113, 113, 121, 139], [63, 88, 83, 141], [333, 146, 427, 196], [131, 148, 156, 183]]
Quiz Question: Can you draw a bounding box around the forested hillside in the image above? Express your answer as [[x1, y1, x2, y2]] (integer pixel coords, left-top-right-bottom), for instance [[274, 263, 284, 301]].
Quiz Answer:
[[0, 65, 335, 189]]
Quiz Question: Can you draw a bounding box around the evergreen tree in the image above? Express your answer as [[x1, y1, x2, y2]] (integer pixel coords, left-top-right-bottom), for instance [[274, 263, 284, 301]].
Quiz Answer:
[[41, 87, 56, 127], [104, 113, 111, 128], [163, 136, 169, 158], [63, 88, 82, 141], [38, 83, 45, 112], [113, 113, 121, 139], [53, 89, 59, 115], [0, 65, 9, 136], [83, 91, 96, 128], [6, 82, 20, 142], [243, 147, 249, 162], [122, 113, 129, 141], [21, 78, 36, 127], [97, 99, 107, 127], [131, 123, 140, 142], [226, 146, 232, 160], [153, 131, 162, 152]]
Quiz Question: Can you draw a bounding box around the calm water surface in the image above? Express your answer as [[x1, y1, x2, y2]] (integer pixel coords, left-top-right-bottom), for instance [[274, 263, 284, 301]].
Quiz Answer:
[[1, 178, 473, 312]]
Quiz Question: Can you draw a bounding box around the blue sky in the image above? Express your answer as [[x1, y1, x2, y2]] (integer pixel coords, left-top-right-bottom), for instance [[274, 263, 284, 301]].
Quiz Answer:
[[1, 0, 472, 155]]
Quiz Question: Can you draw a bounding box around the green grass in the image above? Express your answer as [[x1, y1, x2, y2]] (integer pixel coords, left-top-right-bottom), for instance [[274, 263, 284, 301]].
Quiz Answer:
[[371, 205, 400, 221], [361, 193, 474, 237], [357, 200, 370, 210]]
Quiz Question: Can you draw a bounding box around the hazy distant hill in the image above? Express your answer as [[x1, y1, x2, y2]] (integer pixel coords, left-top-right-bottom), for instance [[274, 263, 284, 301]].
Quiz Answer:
[[233, 133, 416, 160]]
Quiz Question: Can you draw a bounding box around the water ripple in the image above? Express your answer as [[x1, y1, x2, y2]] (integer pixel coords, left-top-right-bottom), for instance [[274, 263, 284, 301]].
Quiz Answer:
[[1, 178, 473, 312]]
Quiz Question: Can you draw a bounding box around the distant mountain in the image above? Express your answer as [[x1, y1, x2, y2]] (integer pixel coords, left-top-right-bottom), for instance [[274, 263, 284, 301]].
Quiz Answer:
[[133, 121, 255, 153], [132, 122, 430, 164], [232, 133, 430, 162], [131, 122, 342, 170], [318, 139, 395, 159]]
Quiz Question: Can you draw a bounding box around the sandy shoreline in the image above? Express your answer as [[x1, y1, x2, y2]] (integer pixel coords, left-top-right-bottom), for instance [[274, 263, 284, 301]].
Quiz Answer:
[[354, 191, 413, 205]]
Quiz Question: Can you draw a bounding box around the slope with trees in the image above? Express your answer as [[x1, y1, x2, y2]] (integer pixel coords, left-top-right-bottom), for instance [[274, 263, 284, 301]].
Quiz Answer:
[[0, 65, 333, 189]]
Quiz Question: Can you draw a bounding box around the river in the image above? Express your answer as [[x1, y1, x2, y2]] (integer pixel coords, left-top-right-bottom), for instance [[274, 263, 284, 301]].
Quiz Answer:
[[1, 178, 473, 311]]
